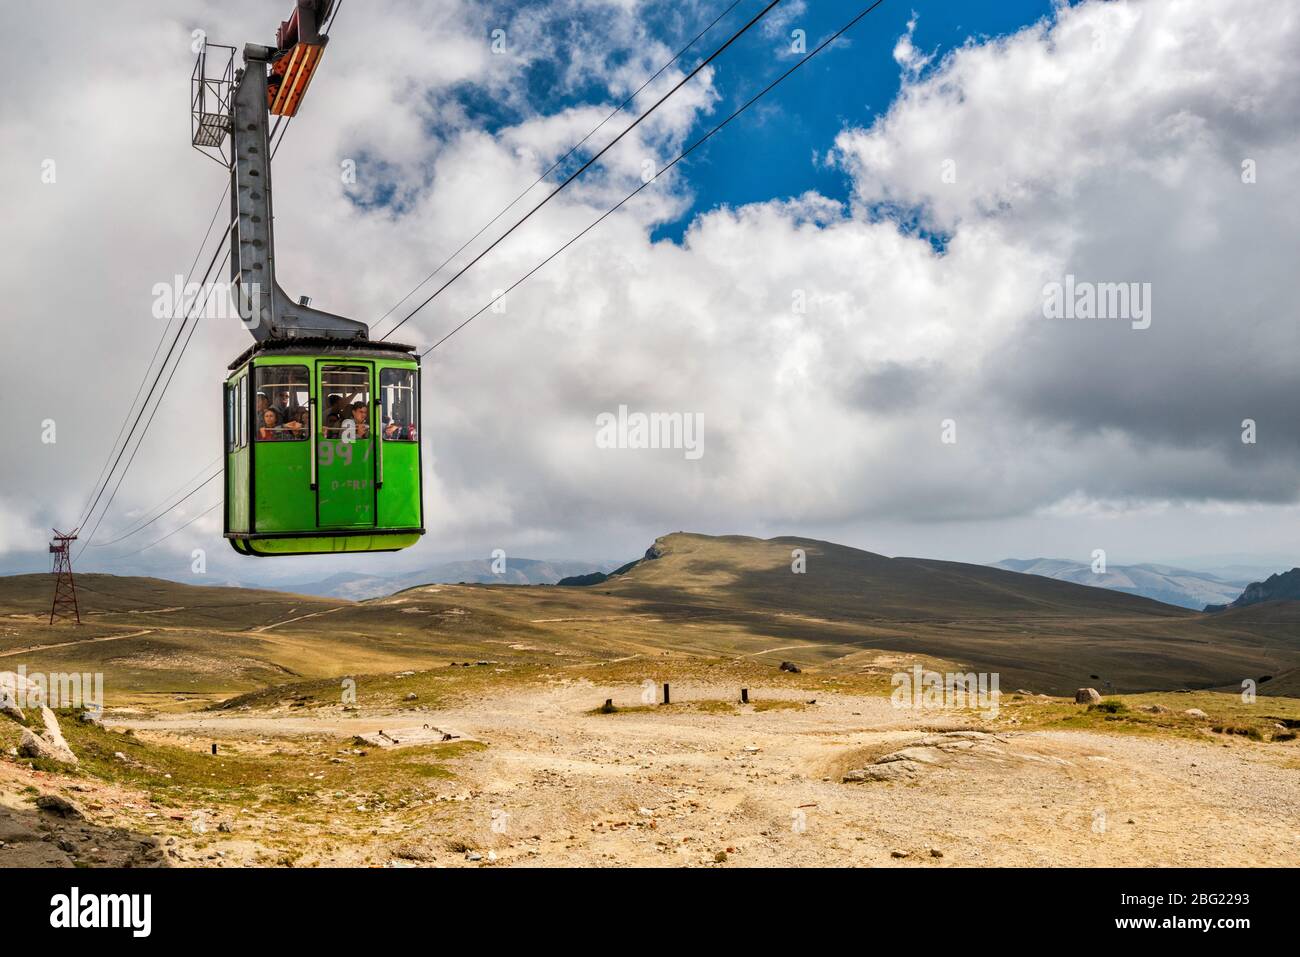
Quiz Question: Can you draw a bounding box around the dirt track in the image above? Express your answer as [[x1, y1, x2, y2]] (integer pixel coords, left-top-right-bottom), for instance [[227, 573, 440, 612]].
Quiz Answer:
[[88, 679, 1300, 867]]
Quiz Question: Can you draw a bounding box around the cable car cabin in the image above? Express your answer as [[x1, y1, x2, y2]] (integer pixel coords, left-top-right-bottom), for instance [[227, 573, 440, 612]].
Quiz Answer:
[[223, 339, 424, 556]]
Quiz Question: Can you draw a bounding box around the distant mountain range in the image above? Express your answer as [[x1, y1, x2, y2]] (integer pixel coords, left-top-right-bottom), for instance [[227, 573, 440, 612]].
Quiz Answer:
[[1204, 568, 1300, 613], [261, 554, 1298, 608], [990, 558, 1257, 610], [280, 558, 618, 600]]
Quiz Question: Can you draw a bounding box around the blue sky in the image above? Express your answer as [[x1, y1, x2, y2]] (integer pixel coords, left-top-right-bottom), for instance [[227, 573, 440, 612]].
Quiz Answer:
[[465, 0, 1065, 241], [654, 0, 1060, 239]]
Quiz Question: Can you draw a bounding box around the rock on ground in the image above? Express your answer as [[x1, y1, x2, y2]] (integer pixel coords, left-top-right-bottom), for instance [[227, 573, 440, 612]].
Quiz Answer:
[[17, 706, 78, 765], [34, 794, 83, 818]]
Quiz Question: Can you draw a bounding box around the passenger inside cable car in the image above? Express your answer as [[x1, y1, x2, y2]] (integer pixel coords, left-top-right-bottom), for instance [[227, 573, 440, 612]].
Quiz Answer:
[[251, 369, 311, 441], [350, 402, 370, 439], [258, 408, 281, 441], [324, 393, 345, 432]]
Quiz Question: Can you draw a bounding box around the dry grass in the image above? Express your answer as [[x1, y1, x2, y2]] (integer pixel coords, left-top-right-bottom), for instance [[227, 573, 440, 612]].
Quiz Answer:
[[995, 689, 1300, 742], [0, 707, 483, 817]]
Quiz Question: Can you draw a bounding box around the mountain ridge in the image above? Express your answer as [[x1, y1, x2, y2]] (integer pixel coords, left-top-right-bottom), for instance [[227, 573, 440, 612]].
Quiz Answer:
[[991, 557, 1254, 610]]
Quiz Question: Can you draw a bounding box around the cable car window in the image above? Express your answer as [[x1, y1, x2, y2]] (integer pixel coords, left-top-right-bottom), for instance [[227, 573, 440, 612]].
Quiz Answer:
[[238, 375, 247, 448], [226, 384, 236, 452], [379, 368, 418, 442], [320, 366, 371, 441], [254, 365, 310, 441]]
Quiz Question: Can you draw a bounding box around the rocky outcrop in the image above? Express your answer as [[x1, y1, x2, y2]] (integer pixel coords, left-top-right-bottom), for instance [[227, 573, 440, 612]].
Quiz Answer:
[[845, 761, 923, 783], [34, 793, 83, 818], [1205, 567, 1300, 612], [17, 706, 77, 765], [843, 731, 1007, 783], [1074, 688, 1102, 704]]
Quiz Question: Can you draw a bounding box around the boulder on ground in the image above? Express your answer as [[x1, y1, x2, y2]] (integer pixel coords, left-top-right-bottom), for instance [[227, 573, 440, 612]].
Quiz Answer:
[[19, 729, 75, 765], [1074, 688, 1102, 704], [34, 794, 83, 818], [17, 706, 77, 765], [779, 661, 801, 673], [1183, 708, 1209, 719]]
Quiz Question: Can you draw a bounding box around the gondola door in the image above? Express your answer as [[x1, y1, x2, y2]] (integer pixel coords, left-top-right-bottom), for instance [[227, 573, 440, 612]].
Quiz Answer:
[[315, 361, 377, 529]]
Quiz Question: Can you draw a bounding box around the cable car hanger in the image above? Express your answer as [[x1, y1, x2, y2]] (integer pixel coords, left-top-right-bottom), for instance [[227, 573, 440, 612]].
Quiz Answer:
[[194, 0, 374, 343]]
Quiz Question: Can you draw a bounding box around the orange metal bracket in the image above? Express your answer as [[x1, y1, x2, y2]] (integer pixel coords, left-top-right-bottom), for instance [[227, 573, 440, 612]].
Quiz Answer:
[[269, 41, 325, 117]]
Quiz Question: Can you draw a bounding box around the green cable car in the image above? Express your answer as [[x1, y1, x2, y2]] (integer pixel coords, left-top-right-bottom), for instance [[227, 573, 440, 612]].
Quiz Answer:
[[194, 4, 425, 556], [223, 339, 424, 556]]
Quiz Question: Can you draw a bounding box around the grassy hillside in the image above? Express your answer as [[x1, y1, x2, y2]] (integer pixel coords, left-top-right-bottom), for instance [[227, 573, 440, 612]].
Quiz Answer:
[[610, 534, 1193, 618], [553, 534, 1300, 693], [3, 534, 1299, 703]]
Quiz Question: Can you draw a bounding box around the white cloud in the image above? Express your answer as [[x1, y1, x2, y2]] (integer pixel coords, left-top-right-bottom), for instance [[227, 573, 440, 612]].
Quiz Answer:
[[0, 499, 48, 556], [1, 0, 1296, 577], [892, 13, 933, 76]]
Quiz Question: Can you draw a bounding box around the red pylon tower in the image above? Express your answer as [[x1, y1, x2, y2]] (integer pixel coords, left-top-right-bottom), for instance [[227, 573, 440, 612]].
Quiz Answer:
[[48, 528, 81, 625]]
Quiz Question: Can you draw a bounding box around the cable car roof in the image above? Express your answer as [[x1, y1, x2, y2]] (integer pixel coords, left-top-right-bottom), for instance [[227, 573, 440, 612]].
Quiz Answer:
[[227, 337, 419, 371]]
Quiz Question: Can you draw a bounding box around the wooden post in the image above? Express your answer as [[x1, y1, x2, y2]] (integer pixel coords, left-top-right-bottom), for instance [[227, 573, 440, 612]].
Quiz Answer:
[[663, 683, 670, 705], [741, 688, 749, 704], [211, 743, 217, 755]]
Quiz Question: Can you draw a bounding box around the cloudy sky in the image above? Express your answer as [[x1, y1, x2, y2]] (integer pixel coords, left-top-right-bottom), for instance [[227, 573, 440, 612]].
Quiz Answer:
[[1, 0, 1297, 586]]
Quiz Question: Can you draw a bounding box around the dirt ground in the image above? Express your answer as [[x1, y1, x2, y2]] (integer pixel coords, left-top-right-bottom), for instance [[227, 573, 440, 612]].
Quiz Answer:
[[5, 675, 1297, 868]]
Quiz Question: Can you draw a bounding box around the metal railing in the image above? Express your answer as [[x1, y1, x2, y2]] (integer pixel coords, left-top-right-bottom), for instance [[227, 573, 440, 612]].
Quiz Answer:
[[191, 41, 237, 168]]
